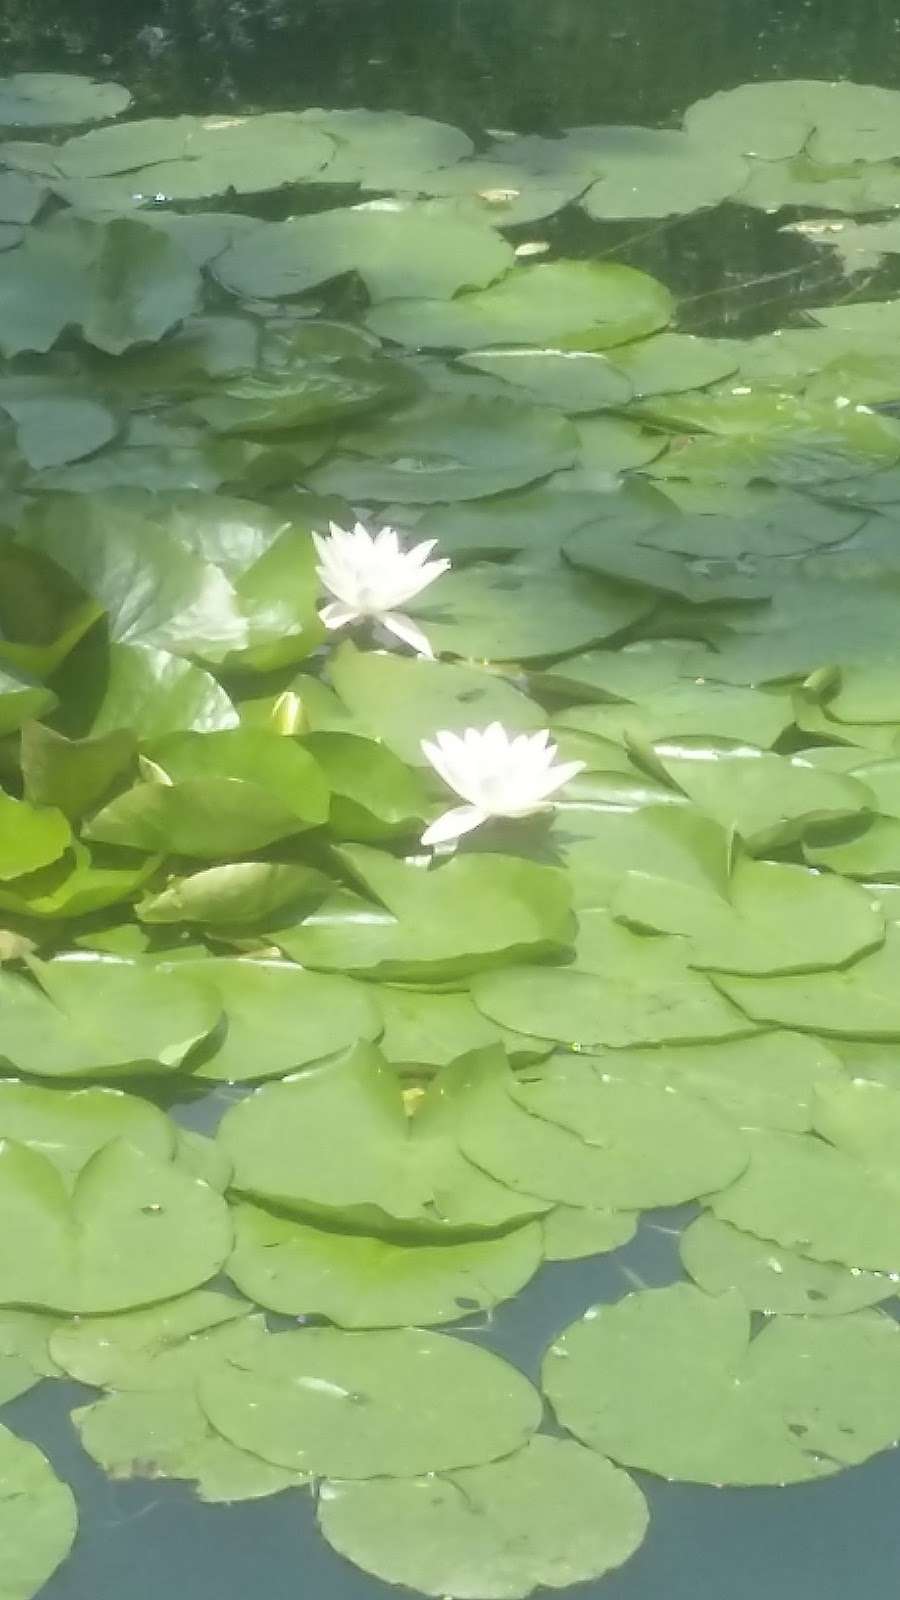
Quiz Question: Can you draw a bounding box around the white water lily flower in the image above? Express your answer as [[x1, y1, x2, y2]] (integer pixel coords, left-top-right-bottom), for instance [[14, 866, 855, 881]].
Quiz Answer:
[[312, 520, 450, 658], [421, 723, 585, 847]]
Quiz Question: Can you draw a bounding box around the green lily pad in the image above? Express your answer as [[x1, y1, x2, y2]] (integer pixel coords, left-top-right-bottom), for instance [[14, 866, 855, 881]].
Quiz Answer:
[[472, 914, 752, 1051], [552, 804, 731, 913], [658, 747, 870, 851], [216, 205, 513, 304], [0, 72, 129, 126], [20, 722, 135, 821], [0, 1138, 231, 1313], [453, 1049, 745, 1209], [683, 79, 900, 164], [0, 213, 200, 357], [227, 1201, 543, 1328], [300, 732, 428, 840], [459, 348, 634, 412], [0, 956, 220, 1077], [0, 793, 70, 880], [73, 1388, 305, 1503], [365, 261, 673, 351], [0, 1311, 60, 1405], [0, 667, 55, 738], [711, 1127, 900, 1271], [679, 1215, 893, 1316], [541, 1206, 638, 1262], [217, 1042, 548, 1235], [298, 107, 472, 187], [714, 925, 900, 1039], [582, 1031, 845, 1133], [0, 840, 158, 923], [325, 642, 545, 765], [86, 729, 329, 856], [615, 857, 884, 975], [610, 332, 739, 396], [276, 845, 573, 982], [171, 958, 382, 1083], [375, 986, 547, 1073], [317, 1436, 648, 1600], [50, 1291, 265, 1389], [419, 560, 649, 662], [0, 1425, 77, 1600], [307, 395, 577, 503], [45, 111, 333, 203], [137, 861, 327, 928], [543, 1282, 900, 1483], [575, 126, 747, 218], [199, 1325, 542, 1478], [0, 1081, 173, 1183]]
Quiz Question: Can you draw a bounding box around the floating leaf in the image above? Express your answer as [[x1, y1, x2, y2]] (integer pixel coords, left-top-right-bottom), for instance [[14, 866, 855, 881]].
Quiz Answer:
[[275, 845, 573, 981], [0, 1139, 231, 1313], [0, 1081, 173, 1183], [172, 958, 381, 1084], [454, 1049, 746, 1209], [227, 1201, 543, 1328], [615, 857, 884, 975], [711, 1127, 900, 1271], [87, 729, 329, 856], [0, 793, 70, 880], [0, 71, 130, 126], [544, 1282, 900, 1483], [541, 1206, 637, 1262], [73, 1388, 304, 1503], [680, 1215, 892, 1316], [325, 642, 545, 765], [216, 206, 513, 303], [318, 1436, 648, 1599], [419, 561, 649, 662], [199, 1325, 542, 1478], [366, 261, 673, 351], [49, 1291, 264, 1389], [714, 925, 900, 1039], [307, 395, 577, 503], [137, 861, 327, 929], [0, 956, 220, 1078], [0, 1425, 76, 1600], [217, 1043, 547, 1235], [460, 348, 634, 412], [683, 79, 900, 164]]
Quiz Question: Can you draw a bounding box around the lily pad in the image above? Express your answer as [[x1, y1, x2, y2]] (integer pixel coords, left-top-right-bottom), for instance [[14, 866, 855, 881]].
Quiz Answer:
[[680, 1214, 893, 1316], [217, 1042, 548, 1235], [615, 857, 884, 975], [317, 1436, 648, 1599], [49, 1291, 266, 1389], [73, 1388, 304, 1503], [419, 560, 649, 662], [0, 793, 70, 880], [541, 1206, 638, 1262], [86, 729, 329, 856], [453, 1049, 746, 1210], [0, 72, 130, 127], [275, 845, 573, 982], [216, 206, 513, 304], [683, 79, 900, 164], [543, 1281, 900, 1483], [0, 1138, 231, 1313], [0, 1081, 173, 1183], [0, 1425, 77, 1600], [171, 958, 382, 1083], [0, 956, 221, 1078], [307, 395, 577, 503], [0, 1311, 60, 1406], [227, 1201, 543, 1328], [199, 1325, 542, 1478], [137, 861, 327, 929], [714, 925, 900, 1039], [324, 642, 545, 765], [366, 261, 673, 351], [459, 348, 634, 412], [711, 1127, 900, 1272]]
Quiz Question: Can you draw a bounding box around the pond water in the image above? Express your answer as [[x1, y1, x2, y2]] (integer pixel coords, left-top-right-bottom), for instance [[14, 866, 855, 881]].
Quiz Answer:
[[3, 3, 900, 1600]]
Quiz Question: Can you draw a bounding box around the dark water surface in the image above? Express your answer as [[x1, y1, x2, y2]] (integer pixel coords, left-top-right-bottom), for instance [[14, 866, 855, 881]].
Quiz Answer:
[[5, 2, 900, 1596]]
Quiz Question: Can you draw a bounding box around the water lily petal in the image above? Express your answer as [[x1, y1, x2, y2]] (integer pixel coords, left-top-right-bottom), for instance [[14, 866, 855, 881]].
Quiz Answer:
[[421, 804, 488, 847], [319, 601, 361, 630], [381, 612, 436, 658]]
